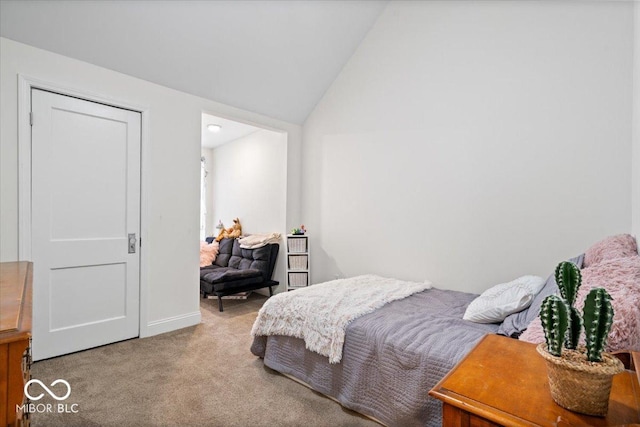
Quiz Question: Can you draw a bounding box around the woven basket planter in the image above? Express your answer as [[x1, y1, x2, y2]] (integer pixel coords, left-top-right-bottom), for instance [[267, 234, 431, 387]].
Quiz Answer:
[[536, 343, 625, 416]]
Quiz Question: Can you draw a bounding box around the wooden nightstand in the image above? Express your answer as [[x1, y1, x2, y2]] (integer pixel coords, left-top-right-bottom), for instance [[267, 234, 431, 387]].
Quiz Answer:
[[1, 262, 33, 427], [429, 334, 640, 427]]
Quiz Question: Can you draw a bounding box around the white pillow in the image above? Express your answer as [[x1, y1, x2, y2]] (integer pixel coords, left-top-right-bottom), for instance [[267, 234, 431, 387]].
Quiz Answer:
[[463, 275, 546, 324]]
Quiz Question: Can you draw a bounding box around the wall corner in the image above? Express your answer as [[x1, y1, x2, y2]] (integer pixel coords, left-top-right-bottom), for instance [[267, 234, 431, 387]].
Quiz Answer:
[[632, 2, 640, 238]]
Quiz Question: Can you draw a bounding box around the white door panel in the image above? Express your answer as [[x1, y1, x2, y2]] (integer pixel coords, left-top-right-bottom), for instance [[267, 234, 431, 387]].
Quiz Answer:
[[48, 238, 126, 268], [49, 263, 127, 331], [31, 89, 141, 361]]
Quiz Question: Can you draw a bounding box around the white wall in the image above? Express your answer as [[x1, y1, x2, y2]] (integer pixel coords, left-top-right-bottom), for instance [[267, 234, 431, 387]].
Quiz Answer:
[[632, 2, 640, 239], [302, 1, 634, 293], [0, 37, 302, 335], [211, 129, 288, 290]]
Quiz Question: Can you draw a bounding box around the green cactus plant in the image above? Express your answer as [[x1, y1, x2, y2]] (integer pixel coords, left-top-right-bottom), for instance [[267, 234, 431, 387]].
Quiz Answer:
[[540, 295, 569, 357], [583, 288, 614, 362], [555, 261, 581, 305], [565, 306, 582, 350], [540, 262, 616, 363], [537, 263, 622, 417], [554, 261, 582, 349]]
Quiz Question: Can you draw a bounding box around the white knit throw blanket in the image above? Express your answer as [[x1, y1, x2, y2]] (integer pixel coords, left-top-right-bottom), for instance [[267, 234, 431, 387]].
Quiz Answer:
[[251, 274, 432, 363]]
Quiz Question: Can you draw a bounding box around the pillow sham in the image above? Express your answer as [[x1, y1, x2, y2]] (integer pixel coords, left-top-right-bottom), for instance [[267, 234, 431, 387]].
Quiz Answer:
[[497, 254, 584, 337], [200, 241, 220, 268], [519, 255, 640, 352], [583, 234, 637, 268], [464, 275, 545, 324]]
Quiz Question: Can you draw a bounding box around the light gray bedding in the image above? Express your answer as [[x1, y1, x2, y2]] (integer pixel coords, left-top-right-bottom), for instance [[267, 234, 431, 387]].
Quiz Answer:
[[250, 287, 499, 427]]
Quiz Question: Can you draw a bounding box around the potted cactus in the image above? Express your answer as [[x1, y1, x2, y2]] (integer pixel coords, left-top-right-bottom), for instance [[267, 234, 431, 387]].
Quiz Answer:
[[536, 261, 624, 416]]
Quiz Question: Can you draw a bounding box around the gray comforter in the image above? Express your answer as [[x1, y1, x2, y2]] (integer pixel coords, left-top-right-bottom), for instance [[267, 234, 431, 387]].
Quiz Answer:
[[251, 287, 499, 427]]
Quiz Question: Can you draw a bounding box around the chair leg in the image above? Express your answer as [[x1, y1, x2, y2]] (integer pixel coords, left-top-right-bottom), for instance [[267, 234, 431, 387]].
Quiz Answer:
[[268, 286, 273, 296], [218, 295, 224, 312]]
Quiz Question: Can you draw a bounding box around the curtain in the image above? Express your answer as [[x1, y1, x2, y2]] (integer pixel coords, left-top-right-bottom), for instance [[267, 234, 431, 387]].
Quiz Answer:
[[200, 156, 208, 240]]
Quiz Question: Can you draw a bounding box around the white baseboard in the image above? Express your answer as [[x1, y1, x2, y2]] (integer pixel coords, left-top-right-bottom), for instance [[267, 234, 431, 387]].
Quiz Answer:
[[142, 310, 201, 337]]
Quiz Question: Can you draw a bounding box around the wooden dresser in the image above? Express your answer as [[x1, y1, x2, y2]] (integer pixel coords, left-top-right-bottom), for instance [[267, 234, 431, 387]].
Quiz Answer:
[[0, 262, 32, 427], [429, 334, 640, 427]]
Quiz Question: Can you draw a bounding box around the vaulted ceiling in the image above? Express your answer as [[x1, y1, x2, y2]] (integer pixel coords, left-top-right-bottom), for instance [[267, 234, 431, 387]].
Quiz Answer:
[[0, 0, 387, 124]]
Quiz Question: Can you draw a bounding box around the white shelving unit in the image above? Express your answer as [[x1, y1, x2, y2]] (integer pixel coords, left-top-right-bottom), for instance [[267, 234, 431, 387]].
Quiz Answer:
[[286, 234, 309, 291]]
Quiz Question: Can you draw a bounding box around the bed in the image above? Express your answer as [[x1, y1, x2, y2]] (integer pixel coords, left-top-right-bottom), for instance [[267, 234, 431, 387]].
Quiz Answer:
[[251, 284, 498, 426], [250, 234, 640, 427]]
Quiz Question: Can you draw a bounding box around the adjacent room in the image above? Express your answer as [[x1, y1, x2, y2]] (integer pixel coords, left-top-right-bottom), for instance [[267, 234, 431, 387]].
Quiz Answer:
[[199, 112, 287, 309], [0, 1, 639, 426]]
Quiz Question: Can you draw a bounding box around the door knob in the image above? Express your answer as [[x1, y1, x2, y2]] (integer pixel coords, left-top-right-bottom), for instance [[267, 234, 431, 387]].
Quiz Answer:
[[128, 233, 137, 254]]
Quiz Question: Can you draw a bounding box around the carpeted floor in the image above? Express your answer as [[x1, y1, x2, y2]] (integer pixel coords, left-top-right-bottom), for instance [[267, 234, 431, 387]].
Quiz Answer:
[[30, 293, 378, 427]]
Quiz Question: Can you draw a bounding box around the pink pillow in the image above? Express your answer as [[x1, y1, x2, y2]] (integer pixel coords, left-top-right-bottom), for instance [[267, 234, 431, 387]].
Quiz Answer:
[[520, 256, 640, 352], [200, 241, 219, 267], [583, 234, 637, 268]]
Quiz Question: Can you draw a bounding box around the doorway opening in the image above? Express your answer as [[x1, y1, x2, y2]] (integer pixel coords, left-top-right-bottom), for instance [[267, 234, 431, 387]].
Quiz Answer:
[[199, 112, 288, 298]]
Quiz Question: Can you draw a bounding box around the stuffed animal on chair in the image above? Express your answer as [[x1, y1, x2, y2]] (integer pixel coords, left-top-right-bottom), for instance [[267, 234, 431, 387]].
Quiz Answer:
[[215, 218, 242, 241], [227, 218, 242, 239]]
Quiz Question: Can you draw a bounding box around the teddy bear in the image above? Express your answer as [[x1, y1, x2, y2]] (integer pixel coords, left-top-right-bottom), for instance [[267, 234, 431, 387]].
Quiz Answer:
[[215, 218, 242, 241]]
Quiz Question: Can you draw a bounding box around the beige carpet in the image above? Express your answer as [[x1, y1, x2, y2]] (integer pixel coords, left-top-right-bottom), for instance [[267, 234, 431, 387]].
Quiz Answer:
[[30, 294, 379, 427]]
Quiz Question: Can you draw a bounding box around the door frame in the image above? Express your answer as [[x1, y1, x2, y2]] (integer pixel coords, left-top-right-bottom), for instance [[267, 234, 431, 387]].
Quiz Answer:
[[17, 74, 152, 338]]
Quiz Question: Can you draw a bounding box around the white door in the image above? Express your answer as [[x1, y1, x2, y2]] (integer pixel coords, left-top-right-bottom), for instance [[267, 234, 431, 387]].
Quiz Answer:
[[31, 89, 141, 361]]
